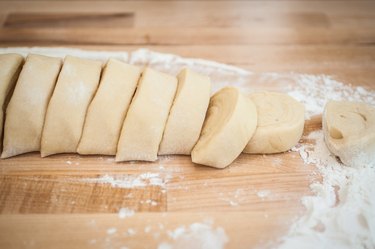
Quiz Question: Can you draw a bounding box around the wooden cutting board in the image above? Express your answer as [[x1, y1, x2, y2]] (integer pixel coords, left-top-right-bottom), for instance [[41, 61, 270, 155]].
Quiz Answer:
[[0, 0, 374, 248]]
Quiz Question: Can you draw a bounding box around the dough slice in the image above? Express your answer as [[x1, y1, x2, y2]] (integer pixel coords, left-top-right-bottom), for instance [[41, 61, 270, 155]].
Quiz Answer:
[[323, 100, 375, 166], [0, 54, 23, 151], [243, 92, 305, 154], [159, 68, 211, 155], [41, 56, 102, 157], [2, 54, 62, 158], [77, 59, 141, 155], [116, 67, 177, 162], [192, 87, 257, 168]]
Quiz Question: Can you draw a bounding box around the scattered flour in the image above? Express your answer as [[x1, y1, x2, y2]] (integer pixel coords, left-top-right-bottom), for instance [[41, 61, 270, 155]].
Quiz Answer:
[[257, 190, 271, 199], [81, 173, 171, 188], [106, 228, 117, 235], [158, 222, 228, 249], [118, 207, 135, 219]]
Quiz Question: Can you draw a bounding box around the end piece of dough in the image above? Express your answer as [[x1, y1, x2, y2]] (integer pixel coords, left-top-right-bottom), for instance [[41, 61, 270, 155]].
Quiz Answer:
[[2, 54, 62, 158], [116, 67, 178, 162], [77, 59, 141, 155], [0, 53, 24, 152], [243, 92, 305, 154], [323, 100, 375, 166], [41, 56, 102, 157], [192, 87, 257, 169], [159, 68, 211, 155]]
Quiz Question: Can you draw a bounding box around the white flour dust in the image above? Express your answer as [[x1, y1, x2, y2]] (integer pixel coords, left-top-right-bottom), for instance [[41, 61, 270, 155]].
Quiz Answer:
[[158, 222, 228, 249]]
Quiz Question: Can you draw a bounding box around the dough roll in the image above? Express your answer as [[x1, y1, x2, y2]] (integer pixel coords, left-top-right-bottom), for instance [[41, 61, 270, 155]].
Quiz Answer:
[[116, 67, 177, 162], [243, 92, 305, 154], [159, 68, 211, 155], [192, 87, 257, 168], [0, 54, 23, 151], [323, 100, 375, 166], [77, 59, 141, 155], [41, 56, 102, 157], [2, 54, 62, 158]]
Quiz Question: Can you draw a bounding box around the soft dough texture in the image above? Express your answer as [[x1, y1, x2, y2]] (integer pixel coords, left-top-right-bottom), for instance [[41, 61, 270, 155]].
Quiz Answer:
[[243, 92, 305, 154], [2, 54, 62, 158], [0, 54, 23, 151], [192, 87, 257, 168], [77, 59, 141, 155], [116, 67, 177, 162], [159, 68, 211, 155], [323, 100, 375, 166], [41, 56, 102, 157]]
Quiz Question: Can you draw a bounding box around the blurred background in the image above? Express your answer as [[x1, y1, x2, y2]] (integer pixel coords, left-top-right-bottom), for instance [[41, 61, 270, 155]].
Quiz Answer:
[[0, 0, 374, 88]]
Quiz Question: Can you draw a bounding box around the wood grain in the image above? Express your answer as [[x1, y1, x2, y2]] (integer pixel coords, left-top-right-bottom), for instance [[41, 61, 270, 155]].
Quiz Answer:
[[0, 1, 374, 248]]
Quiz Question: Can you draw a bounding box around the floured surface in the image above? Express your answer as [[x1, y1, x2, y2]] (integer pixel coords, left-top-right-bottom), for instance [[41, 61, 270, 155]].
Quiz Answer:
[[0, 47, 374, 249]]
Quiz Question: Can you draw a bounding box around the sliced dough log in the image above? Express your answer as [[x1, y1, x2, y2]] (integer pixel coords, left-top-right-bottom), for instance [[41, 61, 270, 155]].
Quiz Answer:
[[41, 56, 102, 157], [159, 68, 211, 155], [191, 87, 257, 168], [77, 59, 141, 155], [116, 67, 178, 162], [0, 54, 23, 151], [243, 92, 305, 154], [2, 54, 62, 158], [323, 100, 375, 166]]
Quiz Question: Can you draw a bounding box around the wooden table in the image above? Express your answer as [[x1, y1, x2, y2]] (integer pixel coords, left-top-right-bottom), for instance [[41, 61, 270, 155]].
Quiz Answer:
[[0, 1, 374, 248]]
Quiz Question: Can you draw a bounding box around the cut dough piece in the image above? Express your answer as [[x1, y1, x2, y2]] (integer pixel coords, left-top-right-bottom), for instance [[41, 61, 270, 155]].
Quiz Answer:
[[2, 54, 62, 158], [77, 59, 141, 155], [41, 56, 102, 157], [159, 68, 211, 155], [191, 87, 257, 168], [243, 92, 305, 154], [116, 67, 177, 162], [323, 100, 375, 166], [0, 54, 23, 151]]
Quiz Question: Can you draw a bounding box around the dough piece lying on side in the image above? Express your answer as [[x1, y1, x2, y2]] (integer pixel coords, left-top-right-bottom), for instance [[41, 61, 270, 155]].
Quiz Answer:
[[192, 87, 257, 169], [116, 68, 177, 162], [159, 68, 211, 155], [2, 54, 62, 158], [0, 54, 23, 151], [243, 92, 305, 154], [323, 100, 375, 166], [77, 59, 141, 155], [41, 56, 102, 157]]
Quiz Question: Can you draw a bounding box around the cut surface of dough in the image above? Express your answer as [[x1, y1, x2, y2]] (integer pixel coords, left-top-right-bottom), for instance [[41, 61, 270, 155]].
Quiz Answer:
[[323, 100, 375, 166], [77, 59, 141, 155], [2, 54, 62, 158], [116, 67, 177, 162], [243, 92, 305, 154], [41, 56, 102, 157], [191, 87, 257, 168], [0, 53, 23, 151], [159, 68, 211, 155]]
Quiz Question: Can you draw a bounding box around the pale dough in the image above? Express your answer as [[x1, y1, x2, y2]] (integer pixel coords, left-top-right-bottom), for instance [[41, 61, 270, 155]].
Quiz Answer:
[[159, 68, 211, 155], [191, 87, 257, 168], [0, 54, 23, 151], [41, 56, 102, 157], [77, 59, 141, 155], [2, 54, 62, 158], [323, 100, 375, 166], [116, 67, 177, 162], [243, 92, 305, 154]]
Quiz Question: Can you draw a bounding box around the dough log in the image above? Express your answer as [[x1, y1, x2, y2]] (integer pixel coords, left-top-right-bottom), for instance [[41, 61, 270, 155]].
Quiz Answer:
[[77, 59, 141, 155], [41, 56, 102, 157], [243, 92, 305, 154], [116, 67, 177, 162], [192, 87, 257, 168], [323, 100, 375, 166], [159, 68, 211, 155], [2, 54, 62, 158]]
